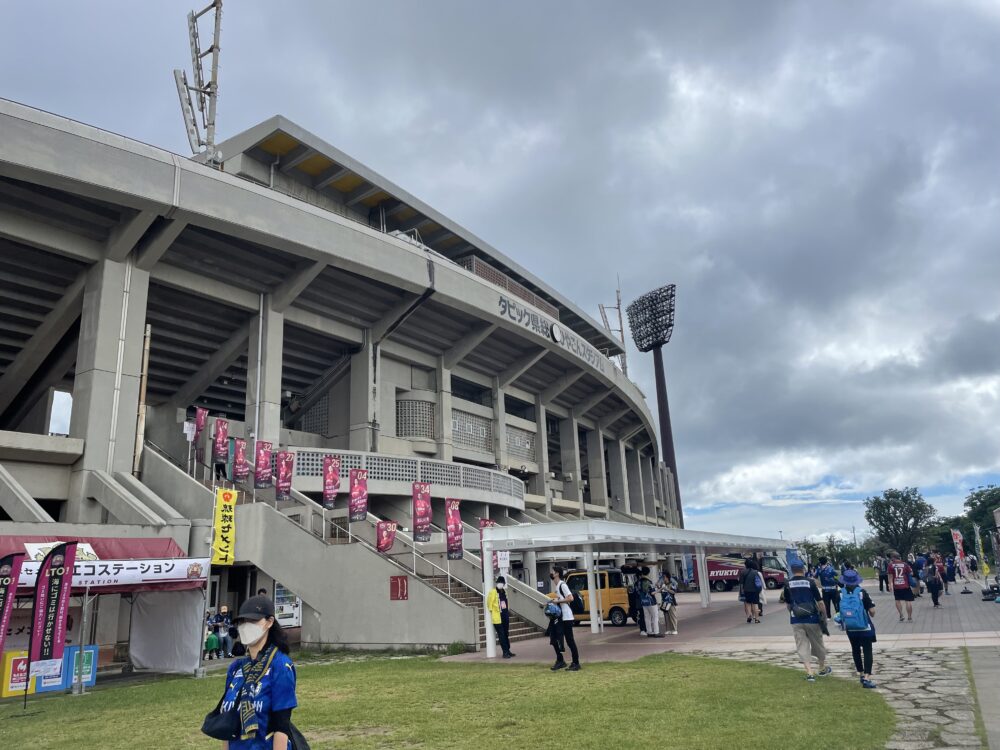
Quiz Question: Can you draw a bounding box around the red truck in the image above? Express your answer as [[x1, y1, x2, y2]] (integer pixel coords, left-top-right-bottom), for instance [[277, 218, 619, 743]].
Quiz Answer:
[[692, 553, 789, 592]]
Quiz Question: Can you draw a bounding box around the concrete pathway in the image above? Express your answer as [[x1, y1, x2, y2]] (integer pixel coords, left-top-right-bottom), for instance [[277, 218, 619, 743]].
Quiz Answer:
[[447, 578, 1000, 749]]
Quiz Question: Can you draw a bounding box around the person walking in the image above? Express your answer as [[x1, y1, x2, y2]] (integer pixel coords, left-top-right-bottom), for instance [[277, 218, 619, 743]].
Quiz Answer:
[[876, 556, 890, 593], [549, 566, 580, 672], [657, 570, 679, 635], [969, 554, 979, 579], [945, 554, 956, 591], [888, 551, 915, 622], [739, 559, 761, 624], [210, 595, 298, 749], [836, 569, 878, 688], [780, 561, 831, 682], [817, 557, 841, 621], [487, 575, 515, 658], [925, 561, 944, 608]]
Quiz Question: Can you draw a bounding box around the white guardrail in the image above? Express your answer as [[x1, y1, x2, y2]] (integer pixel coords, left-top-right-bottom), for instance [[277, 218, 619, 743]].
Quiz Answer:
[[276, 448, 525, 504]]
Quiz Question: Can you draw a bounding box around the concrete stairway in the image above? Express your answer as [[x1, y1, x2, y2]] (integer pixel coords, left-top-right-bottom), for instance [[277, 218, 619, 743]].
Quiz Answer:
[[421, 575, 545, 649]]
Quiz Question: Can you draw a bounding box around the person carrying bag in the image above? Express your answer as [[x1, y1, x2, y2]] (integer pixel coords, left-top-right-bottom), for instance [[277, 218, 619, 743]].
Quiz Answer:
[[202, 595, 308, 749]]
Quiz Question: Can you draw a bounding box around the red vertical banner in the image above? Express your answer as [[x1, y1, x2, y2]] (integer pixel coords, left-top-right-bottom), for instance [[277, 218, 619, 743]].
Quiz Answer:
[[322, 456, 341, 510], [479, 518, 498, 570], [253, 441, 272, 489], [232, 438, 250, 482], [412, 482, 432, 543], [349, 469, 369, 522], [194, 407, 208, 463], [445, 499, 463, 560], [275, 451, 295, 501], [29, 542, 78, 679], [212, 419, 229, 463], [377, 521, 398, 553], [0, 553, 25, 655]]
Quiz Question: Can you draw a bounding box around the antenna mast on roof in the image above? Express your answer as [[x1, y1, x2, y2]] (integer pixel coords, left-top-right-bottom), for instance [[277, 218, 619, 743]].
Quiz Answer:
[[173, 0, 223, 161], [599, 276, 628, 376]]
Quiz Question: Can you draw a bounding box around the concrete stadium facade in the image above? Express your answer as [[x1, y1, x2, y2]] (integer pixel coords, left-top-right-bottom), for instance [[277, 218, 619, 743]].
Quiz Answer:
[[0, 99, 679, 654]]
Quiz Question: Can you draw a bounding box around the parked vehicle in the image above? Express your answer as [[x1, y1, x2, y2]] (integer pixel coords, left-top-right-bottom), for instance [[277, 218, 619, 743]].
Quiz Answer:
[[691, 553, 789, 593], [547, 568, 632, 626]]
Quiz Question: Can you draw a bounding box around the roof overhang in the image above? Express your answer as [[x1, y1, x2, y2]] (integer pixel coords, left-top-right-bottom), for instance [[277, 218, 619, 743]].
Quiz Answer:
[[481, 519, 789, 554]]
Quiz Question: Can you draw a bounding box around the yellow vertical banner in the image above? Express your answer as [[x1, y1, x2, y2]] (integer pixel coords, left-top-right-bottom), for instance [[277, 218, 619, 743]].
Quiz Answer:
[[212, 488, 238, 566]]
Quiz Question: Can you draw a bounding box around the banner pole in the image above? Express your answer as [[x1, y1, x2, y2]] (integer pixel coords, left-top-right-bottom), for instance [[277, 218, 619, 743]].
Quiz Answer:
[[72, 586, 91, 696], [447, 557, 451, 597]]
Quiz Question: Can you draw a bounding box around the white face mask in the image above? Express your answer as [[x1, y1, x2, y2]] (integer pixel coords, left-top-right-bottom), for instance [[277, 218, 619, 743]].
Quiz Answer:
[[237, 621, 266, 646], [496, 583, 505, 590]]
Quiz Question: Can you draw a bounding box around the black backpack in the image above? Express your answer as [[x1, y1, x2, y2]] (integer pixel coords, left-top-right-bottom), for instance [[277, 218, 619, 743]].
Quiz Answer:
[[564, 583, 585, 615]]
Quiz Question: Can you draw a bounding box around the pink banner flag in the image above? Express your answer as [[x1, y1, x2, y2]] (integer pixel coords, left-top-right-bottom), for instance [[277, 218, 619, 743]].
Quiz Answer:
[[29, 542, 77, 679], [254, 441, 272, 489], [377, 521, 398, 553], [322, 455, 341, 510], [412, 482, 432, 543], [275, 451, 295, 501], [445, 499, 463, 560], [232, 438, 250, 482], [349, 469, 369, 522], [194, 407, 208, 462], [212, 418, 229, 463], [0, 553, 25, 655]]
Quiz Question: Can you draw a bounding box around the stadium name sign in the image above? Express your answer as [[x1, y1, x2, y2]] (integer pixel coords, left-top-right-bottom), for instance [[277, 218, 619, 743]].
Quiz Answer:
[[498, 296, 606, 374]]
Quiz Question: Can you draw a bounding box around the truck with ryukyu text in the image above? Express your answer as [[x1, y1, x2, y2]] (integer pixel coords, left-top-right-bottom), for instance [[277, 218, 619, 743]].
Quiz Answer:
[[692, 553, 790, 592]]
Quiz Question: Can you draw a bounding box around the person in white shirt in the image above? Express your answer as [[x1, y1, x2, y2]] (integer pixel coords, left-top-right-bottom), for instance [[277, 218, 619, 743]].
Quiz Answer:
[[548, 566, 581, 672]]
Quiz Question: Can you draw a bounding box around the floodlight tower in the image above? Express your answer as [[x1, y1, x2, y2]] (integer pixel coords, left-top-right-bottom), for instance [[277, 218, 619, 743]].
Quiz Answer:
[[626, 284, 683, 527], [173, 0, 223, 160]]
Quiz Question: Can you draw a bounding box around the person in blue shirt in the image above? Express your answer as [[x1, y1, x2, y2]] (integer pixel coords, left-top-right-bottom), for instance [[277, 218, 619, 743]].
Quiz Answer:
[[816, 556, 841, 620], [217, 595, 298, 750], [835, 569, 877, 688], [780, 561, 831, 682]]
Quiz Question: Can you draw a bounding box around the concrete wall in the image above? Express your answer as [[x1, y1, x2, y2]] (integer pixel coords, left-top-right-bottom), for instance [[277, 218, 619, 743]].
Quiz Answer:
[[236, 502, 476, 648], [2, 460, 71, 500]]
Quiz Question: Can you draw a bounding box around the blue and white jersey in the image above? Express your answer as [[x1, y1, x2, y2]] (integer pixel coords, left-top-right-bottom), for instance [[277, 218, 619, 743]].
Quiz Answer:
[[222, 651, 297, 750]]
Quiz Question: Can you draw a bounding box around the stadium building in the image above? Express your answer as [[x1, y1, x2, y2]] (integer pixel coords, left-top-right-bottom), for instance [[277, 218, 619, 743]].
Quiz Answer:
[[0, 98, 682, 655]]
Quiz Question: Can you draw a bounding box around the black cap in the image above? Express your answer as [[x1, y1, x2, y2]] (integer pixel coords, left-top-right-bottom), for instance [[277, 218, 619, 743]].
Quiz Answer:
[[496, 575, 506, 584], [236, 595, 275, 622]]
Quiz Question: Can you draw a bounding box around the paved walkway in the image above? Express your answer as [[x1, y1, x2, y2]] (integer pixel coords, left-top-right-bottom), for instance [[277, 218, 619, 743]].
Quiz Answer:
[[446, 578, 1000, 749]]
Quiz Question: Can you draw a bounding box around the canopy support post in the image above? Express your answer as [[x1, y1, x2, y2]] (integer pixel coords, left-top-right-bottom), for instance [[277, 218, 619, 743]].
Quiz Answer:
[[584, 544, 600, 633], [696, 546, 710, 608], [482, 540, 496, 658]]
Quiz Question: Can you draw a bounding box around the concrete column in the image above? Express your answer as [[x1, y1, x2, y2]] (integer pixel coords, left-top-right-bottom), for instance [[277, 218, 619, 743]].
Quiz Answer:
[[69, 258, 150, 521], [640, 454, 657, 525], [584, 429, 609, 510], [493, 378, 508, 469], [523, 550, 537, 589], [607, 439, 629, 515], [559, 417, 582, 505], [435, 359, 453, 461], [348, 341, 380, 451], [529, 396, 549, 503], [625, 448, 644, 518], [245, 295, 284, 447]]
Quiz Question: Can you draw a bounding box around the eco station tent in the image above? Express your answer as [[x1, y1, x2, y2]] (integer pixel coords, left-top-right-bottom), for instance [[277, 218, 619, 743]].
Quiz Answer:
[[479, 520, 790, 658]]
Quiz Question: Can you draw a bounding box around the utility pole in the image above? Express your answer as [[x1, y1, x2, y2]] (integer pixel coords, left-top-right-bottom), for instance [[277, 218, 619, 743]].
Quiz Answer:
[[599, 276, 628, 376], [852, 525, 858, 548], [173, 0, 224, 160]]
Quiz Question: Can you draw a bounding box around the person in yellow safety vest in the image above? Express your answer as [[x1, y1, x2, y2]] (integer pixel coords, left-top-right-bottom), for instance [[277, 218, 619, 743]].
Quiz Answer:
[[486, 575, 516, 659]]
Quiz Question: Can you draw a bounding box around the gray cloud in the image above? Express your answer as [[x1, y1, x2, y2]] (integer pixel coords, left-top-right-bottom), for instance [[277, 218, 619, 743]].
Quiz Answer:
[[3, 1, 999, 538]]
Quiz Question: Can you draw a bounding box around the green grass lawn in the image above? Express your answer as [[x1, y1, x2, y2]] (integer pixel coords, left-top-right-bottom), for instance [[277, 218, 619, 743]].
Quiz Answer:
[[0, 652, 894, 749], [857, 566, 877, 580]]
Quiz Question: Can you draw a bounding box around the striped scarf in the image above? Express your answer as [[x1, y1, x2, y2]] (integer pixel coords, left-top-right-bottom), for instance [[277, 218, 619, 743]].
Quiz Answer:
[[239, 645, 278, 740]]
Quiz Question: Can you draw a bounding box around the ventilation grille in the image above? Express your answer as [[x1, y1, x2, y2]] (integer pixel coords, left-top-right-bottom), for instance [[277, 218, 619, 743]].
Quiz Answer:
[[452, 410, 493, 453], [396, 399, 435, 439]]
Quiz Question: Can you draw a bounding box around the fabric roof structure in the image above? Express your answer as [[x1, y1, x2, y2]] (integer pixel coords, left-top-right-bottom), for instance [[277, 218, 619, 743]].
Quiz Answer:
[[478, 520, 791, 658], [480, 519, 787, 554]]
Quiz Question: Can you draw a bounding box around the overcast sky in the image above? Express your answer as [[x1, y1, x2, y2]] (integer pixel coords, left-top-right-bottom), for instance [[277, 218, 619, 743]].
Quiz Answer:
[[3, 1, 999, 542]]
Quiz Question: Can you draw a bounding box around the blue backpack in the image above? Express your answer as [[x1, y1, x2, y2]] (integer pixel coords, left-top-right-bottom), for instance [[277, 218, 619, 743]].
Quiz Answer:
[[839, 587, 869, 631], [819, 565, 838, 588]]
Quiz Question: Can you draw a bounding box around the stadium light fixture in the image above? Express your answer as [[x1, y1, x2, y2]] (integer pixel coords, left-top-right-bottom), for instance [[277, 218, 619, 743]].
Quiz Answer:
[[626, 284, 683, 527]]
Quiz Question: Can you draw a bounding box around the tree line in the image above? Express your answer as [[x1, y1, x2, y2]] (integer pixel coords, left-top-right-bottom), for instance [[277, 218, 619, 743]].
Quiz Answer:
[[796, 485, 1000, 565]]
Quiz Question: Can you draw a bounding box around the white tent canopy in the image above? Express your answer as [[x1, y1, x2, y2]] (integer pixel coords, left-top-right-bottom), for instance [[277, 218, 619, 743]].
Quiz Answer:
[[479, 520, 790, 658]]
